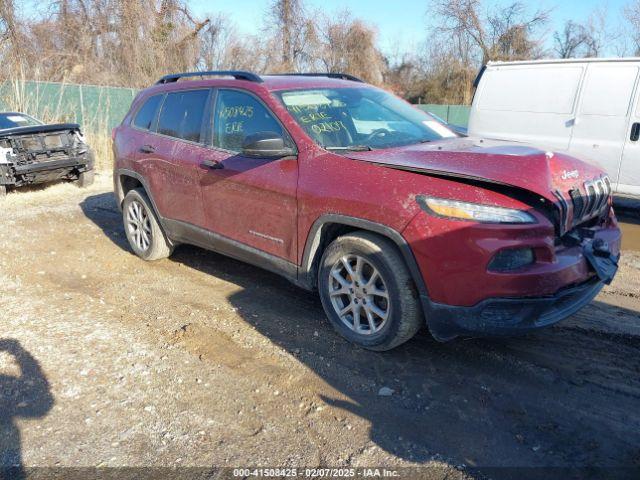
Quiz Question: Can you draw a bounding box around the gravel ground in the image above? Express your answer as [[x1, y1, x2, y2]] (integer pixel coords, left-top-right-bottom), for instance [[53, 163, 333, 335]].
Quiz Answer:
[[1, 173, 639, 480]]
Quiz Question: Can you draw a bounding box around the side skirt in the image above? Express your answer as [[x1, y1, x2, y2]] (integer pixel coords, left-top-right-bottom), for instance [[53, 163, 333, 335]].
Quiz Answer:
[[162, 218, 302, 287]]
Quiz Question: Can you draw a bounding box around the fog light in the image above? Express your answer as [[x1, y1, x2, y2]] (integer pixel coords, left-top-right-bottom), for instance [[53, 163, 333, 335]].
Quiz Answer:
[[488, 248, 535, 271]]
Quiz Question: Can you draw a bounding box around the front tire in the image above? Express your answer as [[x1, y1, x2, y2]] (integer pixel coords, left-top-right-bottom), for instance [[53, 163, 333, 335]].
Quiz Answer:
[[122, 188, 172, 261], [318, 231, 422, 351]]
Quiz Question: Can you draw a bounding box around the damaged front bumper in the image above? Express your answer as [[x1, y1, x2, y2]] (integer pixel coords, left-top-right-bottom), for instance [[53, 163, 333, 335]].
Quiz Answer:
[[0, 123, 95, 189], [422, 234, 620, 342], [422, 276, 605, 341], [0, 151, 94, 187]]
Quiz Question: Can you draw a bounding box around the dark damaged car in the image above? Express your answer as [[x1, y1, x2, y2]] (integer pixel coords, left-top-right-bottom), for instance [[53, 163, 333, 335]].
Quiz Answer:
[[112, 71, 621, 351], [0, 112, 94, 196]]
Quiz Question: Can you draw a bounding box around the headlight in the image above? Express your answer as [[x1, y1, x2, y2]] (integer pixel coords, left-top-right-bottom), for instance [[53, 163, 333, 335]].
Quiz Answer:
[[417, 195, 536, 224]]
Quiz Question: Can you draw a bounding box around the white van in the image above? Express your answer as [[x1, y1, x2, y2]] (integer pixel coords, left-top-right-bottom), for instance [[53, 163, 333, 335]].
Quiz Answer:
[[468, 58, 640, 197]]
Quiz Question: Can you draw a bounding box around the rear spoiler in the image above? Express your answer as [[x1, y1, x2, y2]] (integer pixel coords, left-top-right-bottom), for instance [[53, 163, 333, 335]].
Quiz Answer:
[[0, 123, 81, 137]]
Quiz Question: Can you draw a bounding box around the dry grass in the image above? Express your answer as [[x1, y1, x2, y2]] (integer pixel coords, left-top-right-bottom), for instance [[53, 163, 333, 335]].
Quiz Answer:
[[84, 131, 113, 171]]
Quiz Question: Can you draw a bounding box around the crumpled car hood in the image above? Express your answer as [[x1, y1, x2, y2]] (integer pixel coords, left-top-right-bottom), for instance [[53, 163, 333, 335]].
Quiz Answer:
[[346, 137, 606, 203]]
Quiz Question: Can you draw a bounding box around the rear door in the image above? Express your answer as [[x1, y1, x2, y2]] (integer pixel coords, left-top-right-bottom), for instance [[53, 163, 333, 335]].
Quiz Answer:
[[198, 88, 299, 262], [138, 88, 212, 226], [569, 62, 640, 189]]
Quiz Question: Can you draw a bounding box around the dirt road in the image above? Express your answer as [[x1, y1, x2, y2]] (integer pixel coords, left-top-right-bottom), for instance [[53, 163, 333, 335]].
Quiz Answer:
[[1, 174, 639, 479]]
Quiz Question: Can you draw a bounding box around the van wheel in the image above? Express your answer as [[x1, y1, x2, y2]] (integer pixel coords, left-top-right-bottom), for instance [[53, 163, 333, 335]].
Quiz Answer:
[[318, 231, 422, 351], [122, 188, 172, 261], [75, 170, 95, 188]]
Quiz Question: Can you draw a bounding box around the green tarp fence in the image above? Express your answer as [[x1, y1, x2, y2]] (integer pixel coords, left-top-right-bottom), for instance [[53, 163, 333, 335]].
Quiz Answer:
[[415, 104, 471, 128], [0, 81, 138, 134], [0, 81, 472, 135]]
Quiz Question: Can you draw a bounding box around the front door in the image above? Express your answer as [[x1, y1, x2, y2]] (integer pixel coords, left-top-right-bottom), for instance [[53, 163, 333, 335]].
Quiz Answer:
[[199, 89, 299, 262]]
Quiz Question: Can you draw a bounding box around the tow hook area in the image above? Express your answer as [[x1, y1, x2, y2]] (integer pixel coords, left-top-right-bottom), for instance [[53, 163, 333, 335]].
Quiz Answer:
[[566, 228, 619, 285], [584, 238, 619, 285]]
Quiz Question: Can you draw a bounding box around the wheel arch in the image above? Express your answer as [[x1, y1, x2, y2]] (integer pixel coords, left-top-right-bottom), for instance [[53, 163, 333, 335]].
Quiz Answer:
[[299, 214, 428, 299], [114, 169, 159, 215]]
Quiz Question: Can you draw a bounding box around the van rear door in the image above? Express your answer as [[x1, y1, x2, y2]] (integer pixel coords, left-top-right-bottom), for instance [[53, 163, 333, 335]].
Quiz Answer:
[[468, 63, 584, 150], [568, 62, 640, 191]]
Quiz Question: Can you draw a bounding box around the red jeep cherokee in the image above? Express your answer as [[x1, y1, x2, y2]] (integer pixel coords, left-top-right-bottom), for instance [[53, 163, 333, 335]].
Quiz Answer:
[[113, 71, 621, 351]]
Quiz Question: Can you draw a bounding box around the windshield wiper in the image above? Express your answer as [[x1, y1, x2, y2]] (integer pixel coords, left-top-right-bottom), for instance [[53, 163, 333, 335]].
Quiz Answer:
[[324, 145, 373, 152]]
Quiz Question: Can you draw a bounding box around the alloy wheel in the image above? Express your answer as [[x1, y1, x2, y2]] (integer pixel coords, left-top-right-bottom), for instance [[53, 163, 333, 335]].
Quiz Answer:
[[126, 200, 152, 252], [328, 254, 390, 334]]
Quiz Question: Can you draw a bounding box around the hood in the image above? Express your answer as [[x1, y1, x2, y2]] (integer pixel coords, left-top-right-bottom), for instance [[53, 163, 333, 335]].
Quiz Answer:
[[346, 137, 606, 205], [0, 123, 81, 137]]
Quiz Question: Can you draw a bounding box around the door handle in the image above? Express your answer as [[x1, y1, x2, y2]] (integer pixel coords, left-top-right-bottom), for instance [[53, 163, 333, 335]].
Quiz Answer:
[[200, 159, 224, 170], [631, 123, 640, 142], [139, 144, 155, 154]]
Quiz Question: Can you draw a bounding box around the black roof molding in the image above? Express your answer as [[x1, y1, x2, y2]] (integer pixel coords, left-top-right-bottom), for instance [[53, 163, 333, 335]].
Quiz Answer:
[[267, 72, 364, 83], [473, 65, 487, 88], [156, 70, 263, 84]]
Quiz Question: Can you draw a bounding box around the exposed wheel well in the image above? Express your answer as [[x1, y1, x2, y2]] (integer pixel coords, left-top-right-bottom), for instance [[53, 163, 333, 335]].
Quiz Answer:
[[120, 175, 142, 197], [304, 222, 412, 290], [300, 216, 427, 301], [116, 174, 143, 207]]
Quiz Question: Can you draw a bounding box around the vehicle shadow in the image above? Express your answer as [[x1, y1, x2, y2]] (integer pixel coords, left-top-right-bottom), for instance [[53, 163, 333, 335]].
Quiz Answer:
[[0, 339, 54, 480], [167, 245, 640, 474], [79, 192, 131, 251]]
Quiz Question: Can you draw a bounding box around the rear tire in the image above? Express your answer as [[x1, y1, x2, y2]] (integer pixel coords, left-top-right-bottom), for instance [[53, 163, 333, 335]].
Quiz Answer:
[[318, 231, 423, 351], [75, 170, 95, 188], [0, 185, 6, 197], [122, 188, 172, 261]]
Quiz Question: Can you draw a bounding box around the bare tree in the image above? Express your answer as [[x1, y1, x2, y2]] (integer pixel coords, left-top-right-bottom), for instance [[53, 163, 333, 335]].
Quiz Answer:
[[314, 10, 385, 84], [432, 0, 550, 63], [265, 0, 317, 72], [2, 0, 211, 87], [0, 0, 27, 66], [554, 6, 620, 59], [554, 21, 589, 58]]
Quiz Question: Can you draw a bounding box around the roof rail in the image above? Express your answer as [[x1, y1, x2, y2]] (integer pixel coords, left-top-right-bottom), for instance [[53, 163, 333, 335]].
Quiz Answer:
[[156, 70, 263, 84], [271, 72, 364, 83]]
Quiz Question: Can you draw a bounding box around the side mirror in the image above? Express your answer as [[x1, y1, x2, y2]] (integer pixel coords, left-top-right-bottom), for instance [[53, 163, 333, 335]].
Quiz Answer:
[[241, 132, 296, 158]]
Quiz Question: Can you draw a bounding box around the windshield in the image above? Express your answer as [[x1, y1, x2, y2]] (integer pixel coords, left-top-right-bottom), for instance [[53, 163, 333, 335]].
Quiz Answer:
[[276, 87, 457, 151], [0, 113, 42, 130]]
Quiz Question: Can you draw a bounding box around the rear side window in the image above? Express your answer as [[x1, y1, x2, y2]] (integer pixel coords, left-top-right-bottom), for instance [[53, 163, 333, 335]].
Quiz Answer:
[[477, 66, 583, 114], [213, 89, 287, 152], [133, 95, 162, 130], [580, 65, 638, 116], [157, 89, 210, 142]]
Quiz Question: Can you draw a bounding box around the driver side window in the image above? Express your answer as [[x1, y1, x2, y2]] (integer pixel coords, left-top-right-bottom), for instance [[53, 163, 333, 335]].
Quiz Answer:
[[213, 90, 287, 152]]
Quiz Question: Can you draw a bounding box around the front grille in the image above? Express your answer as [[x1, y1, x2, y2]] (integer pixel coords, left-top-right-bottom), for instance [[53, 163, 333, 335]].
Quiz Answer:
[[569, 188, 584, 218], [566, 175, 611, 227]]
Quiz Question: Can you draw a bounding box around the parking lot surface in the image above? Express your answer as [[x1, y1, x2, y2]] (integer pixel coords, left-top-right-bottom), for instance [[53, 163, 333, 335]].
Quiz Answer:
[[1, 174, 639, 478]]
